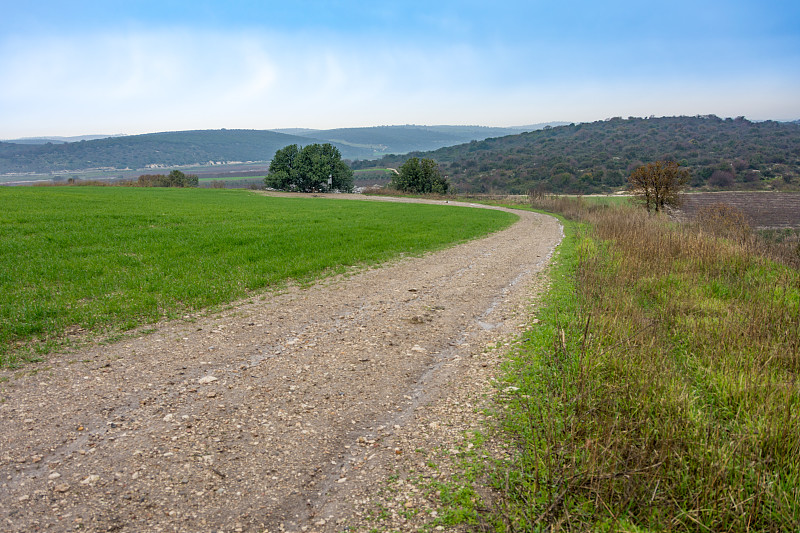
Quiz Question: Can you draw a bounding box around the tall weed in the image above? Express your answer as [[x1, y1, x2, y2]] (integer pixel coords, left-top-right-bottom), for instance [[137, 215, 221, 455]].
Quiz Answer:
[[494, 197, 800, 530]]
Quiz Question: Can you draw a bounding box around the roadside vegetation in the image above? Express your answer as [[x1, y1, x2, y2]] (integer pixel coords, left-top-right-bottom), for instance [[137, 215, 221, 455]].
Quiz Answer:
[[31, 170, 199, 188], [483, 196, 799, 530], [0, 187, 516, 367]]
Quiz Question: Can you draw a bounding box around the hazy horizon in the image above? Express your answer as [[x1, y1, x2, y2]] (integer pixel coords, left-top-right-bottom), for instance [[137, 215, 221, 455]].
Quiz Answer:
[[2, 117, 797, 144], [2, 1, 798, 139], [0, 122, 569, 142]]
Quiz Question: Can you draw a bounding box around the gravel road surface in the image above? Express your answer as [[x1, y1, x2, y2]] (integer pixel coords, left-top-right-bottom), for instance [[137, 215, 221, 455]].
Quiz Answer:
[[0, 196, 562, 532]]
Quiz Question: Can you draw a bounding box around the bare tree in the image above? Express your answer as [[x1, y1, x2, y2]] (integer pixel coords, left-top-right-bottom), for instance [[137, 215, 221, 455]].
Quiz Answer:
[[628, 161, 689, 213]]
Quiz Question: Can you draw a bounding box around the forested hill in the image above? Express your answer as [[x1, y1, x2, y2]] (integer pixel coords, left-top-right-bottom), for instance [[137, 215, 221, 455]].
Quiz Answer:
[[0, 129, 375, 175], [0, 125, 533, 175], [353, 116, 800, 194]]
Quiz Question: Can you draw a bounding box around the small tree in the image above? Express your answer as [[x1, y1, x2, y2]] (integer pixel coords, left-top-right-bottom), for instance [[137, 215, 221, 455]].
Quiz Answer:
[[391, 157, 450, 194], [265, 143, 353, 193], [165, 170, 198, 187], [628, 161, 689, 213]]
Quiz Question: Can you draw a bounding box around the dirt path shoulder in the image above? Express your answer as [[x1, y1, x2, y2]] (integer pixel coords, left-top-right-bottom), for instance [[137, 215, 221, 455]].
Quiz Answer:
[[0, 196, 562, 532]]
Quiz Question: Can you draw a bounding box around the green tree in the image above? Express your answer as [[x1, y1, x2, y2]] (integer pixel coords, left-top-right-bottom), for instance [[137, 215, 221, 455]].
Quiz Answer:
[[628, 161, 689, 213], [391, 157, 450, 194], [265, 144, 353, 193], [264, 144, 299, 191]]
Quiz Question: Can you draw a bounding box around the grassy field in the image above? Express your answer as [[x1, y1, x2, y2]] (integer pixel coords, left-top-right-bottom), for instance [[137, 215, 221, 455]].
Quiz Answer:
[[482, 197, 800, 530], [580, 194, 633, 207], [198, 176, 264, 183], [353, 168, 397, 174], [0, 187, 517, 366], [198, 176, 260, 182]]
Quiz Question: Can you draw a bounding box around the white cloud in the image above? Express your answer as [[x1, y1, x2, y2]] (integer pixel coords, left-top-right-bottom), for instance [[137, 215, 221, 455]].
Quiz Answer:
[[1, 24, 798, 138], [1, 27, 497, 135], [0, 30, 406, 133]]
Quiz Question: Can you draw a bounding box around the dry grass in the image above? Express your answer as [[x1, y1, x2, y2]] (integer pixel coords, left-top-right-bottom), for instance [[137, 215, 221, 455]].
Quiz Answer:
[[492, 196, 800, 531]]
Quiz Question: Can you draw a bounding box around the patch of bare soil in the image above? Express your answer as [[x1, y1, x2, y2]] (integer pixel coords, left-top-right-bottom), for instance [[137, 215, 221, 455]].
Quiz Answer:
[[0, 196, 562, 532]]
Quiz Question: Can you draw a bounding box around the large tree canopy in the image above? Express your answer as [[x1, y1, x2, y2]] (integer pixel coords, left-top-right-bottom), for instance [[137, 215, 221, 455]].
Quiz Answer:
[[628, 161, 689, 213], [265, 143, 354, 193], [391, 157, 450, 194]]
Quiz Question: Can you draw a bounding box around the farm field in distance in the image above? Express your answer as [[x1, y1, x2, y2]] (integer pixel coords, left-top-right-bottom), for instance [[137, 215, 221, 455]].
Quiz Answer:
[[0, 187, 517, 365]]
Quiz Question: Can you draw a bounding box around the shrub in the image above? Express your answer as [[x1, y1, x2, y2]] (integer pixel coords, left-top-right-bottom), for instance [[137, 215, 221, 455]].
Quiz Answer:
[[695, 202, 752, 243]]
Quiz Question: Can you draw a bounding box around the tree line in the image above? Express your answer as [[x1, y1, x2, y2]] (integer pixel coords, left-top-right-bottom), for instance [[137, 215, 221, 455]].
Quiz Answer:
[[264, 144, 451, 196], [43, 170, 200, 188]]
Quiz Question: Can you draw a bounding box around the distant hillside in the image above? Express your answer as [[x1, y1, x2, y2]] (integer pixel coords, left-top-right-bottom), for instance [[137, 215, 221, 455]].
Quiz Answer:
[[508, 122, 571, 131], [273, 125, 522, 157], [2, 134, 124, 145], [0, 130, 374, 175], [353, 116, 800, 194], [0, 125, 533, 176]]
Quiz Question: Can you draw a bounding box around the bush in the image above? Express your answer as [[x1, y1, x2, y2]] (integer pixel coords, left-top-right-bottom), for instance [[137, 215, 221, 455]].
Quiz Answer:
[[136, 170, 198, 187], [695, 202, 752, 243], [709, 170, 736, 188]]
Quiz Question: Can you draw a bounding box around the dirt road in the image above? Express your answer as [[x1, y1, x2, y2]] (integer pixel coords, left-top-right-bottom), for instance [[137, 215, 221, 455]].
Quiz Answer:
[[0, 196, 562, 532]]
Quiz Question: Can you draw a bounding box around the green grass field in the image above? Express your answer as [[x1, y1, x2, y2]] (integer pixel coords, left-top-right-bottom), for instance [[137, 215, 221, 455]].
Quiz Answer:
[[580, 194, 633, 207], [0, 187, 516, 366], [197, 176, 263, 182], [353, 168, 396, 174]]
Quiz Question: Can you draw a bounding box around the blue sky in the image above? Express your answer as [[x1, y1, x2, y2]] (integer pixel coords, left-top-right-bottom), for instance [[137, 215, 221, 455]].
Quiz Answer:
[[1, 0, 798, 138]]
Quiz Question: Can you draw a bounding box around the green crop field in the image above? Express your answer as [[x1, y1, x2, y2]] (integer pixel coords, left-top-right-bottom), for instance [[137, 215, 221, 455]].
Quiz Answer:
[[581, 194, 633, 207], [0, 187, 516, 366], [353, 168, 396, 174], [198, 176, 263, 182]]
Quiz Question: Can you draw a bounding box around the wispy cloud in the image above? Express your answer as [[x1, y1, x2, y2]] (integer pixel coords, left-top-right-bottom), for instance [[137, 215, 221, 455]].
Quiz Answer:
[[1, 0, 798, 138], [0, 28, 500, 135]]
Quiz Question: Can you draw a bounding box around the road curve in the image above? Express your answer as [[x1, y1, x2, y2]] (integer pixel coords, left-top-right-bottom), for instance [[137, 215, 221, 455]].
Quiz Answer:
[[0, 196, 562, 532]]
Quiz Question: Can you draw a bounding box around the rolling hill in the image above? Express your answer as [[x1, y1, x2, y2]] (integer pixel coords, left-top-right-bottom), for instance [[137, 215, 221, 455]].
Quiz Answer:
[[0, 134, 125, 145], [0, 130, 373, 175], [0, 125, 543, 177], [353, 116, 800, 194], [4, 118, 798, 193], [273, 125, 525, 157]]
